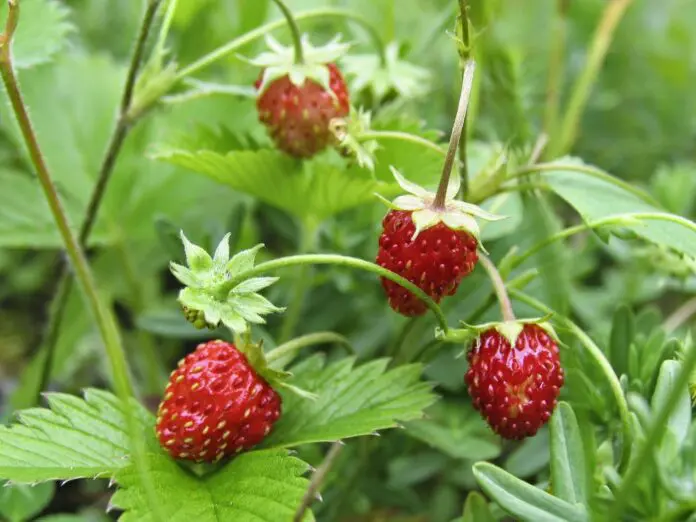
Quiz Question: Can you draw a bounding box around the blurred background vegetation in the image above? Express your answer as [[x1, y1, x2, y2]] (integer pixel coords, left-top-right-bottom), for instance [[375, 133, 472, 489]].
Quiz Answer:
[[0, 0, 695, 520]]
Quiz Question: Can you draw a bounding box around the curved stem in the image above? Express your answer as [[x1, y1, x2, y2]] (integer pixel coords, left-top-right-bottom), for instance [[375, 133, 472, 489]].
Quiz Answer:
[[356, 130, 446, 156], [267, 332, 354, 365], [225, 254, 449, 333], [0, 5, 162, 521], [506, 162, 660, 207], [479, 254, 515, 322], [509, 289, 632, 471], [664, 297, 696, 334], [434, 60, 476, 208], [294, 441, 344, 522], [610, 339, 696, 518], [270, 0, 304, 64], [176, 8, 387, 80], [508, 212, 696, 275]]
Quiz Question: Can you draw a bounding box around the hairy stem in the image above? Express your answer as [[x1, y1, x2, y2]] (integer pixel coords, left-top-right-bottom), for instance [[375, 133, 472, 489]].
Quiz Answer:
[[554, 0, 633, 156], [270, 0, 304, 64], [479, 254, 515, 322], [225, 254, 449, 332], [294, 442, 344, 522], [32, 0, 163, 405], [509, 289, 633, 470], [356, 130, 446, 156], [267, 332, 353, 366], [177, 8, 387, 80], [0, 3, 162, 520], [433, 60, 475, 208], [457, 0, 470, 199]]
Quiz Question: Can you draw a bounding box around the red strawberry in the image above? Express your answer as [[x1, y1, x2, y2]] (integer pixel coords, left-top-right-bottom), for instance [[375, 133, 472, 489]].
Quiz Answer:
[[251, 35, 350, 158], [255, 63, 349, 158], [465, 323, 564, 439], [377, 209, 478, 316], [375, 167, 503, 317], [156, 340, 281, 462]]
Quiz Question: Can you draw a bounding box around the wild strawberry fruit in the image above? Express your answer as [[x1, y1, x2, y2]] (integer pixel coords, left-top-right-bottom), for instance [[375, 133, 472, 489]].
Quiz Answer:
[[156, 340, 281, 462], [376, 167, 503, 316], [252, 35, 350, 158], [465, 322, 564, 439]]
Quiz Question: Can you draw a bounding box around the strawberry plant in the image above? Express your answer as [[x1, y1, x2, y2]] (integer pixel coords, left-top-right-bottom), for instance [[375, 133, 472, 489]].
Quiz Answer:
[[0, 0, 695, 521]]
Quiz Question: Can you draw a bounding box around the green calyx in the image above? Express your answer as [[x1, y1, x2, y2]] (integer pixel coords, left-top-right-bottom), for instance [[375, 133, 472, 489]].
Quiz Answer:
[[235, 336, 317, 400], [250, 34, 350, 95], [170, 232, 284, 335], [341, 41, 431, 101], [377, 166, 506, 241], [436, 315, 559, 349], [330, 106, 379, 171]]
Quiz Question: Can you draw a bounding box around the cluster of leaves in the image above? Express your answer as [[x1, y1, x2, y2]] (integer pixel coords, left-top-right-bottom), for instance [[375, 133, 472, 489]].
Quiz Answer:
[[0, 0, 695, 521]]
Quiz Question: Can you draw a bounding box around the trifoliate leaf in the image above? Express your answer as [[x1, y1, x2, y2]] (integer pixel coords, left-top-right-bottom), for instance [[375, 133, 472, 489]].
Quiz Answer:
[[113, 449, 313, 522], [0, 390, 146, 482], [154, 148, 385, 221], [0, 0, 72, 69], [261, 355, 436, 448], [342, 42, 431, 100]]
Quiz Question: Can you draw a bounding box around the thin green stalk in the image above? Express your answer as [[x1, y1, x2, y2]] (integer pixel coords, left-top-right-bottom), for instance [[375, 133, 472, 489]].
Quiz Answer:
[[506, 162, 661, 207], [270, 0, 304, 64], [278, 223, 317, 343], [356, 130, 446, 156], [225, 254, 449, 333], [508, 212, 696, 276], [294, 441, 344, 522], [0, 3, 162, 520], [457, 0, 471, 199], [267, 332, 354, 365], [610, 338, 696, 517], [509, 289, 632, 470], [478, 254, 515, 322], [554, 0, 633, 156], [176, 8, 387, 80], [434, 60, 475, 208], [31, 0, 163, 407], [543, 0, 569, 141]]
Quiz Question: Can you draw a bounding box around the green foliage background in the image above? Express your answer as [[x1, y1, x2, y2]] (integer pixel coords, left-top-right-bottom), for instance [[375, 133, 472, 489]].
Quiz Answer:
[[0, 0, 695, 521]]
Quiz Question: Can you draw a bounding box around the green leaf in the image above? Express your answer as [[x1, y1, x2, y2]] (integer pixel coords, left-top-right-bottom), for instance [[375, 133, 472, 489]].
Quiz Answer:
[[542, 159, 696, 258], [113, 449, 313, 522], [549, 402, 588, 506], [651, 360, 691, 463], [472, 462, 588, 522], [462, 491, 495, 522], [403, 400, 501, 461], [0, 0, 72, 69], [609, 305, 634, 378], [0, 389, 145, 482], [0, 482, 54, 522], [154, 147, 385, 221], [261, 355, 435, 448]]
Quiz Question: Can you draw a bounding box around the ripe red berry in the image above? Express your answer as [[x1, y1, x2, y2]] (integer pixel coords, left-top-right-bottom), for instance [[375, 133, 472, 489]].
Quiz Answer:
[[465, 324, 564, 439], [156, 340, 281, 462], [376, 209, 478, 316], [255, 63, 350, 158]]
